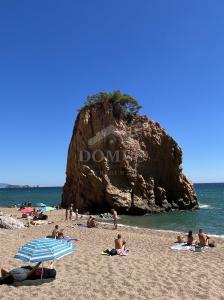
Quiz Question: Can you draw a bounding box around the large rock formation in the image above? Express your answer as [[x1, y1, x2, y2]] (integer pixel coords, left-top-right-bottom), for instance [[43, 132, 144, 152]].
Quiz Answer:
[[61, 95, 198, 215]]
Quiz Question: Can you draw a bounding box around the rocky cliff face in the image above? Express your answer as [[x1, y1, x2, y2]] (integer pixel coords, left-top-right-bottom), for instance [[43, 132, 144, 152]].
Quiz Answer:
[[61, 99, 198, 214]]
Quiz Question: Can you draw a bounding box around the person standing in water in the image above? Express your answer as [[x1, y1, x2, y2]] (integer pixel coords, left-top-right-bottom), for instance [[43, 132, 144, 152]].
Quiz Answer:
[[111, 209, 118, 230]]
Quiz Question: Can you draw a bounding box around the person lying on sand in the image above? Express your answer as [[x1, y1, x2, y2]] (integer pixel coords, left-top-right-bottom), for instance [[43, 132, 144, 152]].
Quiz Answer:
[[52, 225, 64, 239], [0, 262, 41, 285]]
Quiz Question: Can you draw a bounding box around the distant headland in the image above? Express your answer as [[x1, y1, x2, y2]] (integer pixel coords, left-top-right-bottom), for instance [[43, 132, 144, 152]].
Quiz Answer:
[[0, 183, 40, 189]]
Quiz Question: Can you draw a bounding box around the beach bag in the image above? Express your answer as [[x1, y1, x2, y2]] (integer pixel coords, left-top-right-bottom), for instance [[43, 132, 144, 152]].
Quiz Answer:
[[109, 249, 117, 256]]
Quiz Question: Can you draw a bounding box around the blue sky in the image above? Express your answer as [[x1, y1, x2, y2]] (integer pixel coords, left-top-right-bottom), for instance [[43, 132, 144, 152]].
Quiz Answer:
[[0, 0, 223, 186]]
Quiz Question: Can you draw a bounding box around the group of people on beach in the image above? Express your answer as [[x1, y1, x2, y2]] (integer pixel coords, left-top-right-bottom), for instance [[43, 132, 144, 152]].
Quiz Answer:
[[64, 204, 119, 230], [0, 206, 123, 285], [177, 228, 215, 247], [65, 204, 78, 221], [31, 208, 48, 221]]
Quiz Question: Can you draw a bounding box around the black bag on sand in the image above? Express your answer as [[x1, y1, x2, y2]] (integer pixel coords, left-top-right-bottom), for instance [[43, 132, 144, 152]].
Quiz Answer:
[[109, 249, 118, 256], [103, 249, 118, 256]]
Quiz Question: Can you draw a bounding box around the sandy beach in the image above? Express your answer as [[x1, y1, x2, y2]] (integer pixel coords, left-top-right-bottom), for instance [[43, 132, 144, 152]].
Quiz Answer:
[[1, 208, 224, 300]]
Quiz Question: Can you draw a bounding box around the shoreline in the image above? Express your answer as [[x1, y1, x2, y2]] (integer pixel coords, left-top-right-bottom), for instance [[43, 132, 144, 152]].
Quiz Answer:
[[1, 206, 224, 240], [1, 206, 224, 238], [100, 221, 224, 240]]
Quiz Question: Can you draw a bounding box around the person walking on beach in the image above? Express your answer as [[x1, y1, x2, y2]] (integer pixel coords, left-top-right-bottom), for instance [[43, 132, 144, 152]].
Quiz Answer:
[[65, 206, 68, 221], [69, 204, 73, 221], [75, 209, 79, 221], [111, 209, 118, 230]]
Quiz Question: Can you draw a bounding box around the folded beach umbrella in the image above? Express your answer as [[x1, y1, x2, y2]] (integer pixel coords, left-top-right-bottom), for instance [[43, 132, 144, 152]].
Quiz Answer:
[[14, 238, 76, 263], [40, 206, 55, 212], [20, 208, 33, 214]]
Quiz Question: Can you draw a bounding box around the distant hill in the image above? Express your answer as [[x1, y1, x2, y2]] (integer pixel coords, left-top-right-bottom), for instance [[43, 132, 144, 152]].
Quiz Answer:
[[0, 183, 36, 189]]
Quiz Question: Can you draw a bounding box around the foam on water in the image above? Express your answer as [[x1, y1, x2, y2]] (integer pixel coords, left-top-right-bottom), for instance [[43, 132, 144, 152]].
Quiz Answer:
[[199, 204, 211, 209]]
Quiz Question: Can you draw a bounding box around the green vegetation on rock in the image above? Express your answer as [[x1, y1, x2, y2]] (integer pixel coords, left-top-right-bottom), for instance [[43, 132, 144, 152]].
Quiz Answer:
[[78, 90, 142, 117]]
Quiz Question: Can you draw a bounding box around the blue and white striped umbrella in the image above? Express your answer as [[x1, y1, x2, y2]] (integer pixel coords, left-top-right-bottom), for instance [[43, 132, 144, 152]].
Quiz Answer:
[[14, 238, 76, 263]]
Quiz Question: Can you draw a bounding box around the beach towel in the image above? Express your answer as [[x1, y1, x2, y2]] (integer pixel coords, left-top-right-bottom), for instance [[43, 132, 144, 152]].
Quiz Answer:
[[76, 224, 87, 227], [101, 251, 110, 256], [170, 243, 192, 251], [117, 248, 129, 256], [46, 235, 79, 242], [63, 236, 79, 242], [101, 249, 129, 256], [0, 216, 24, 229]]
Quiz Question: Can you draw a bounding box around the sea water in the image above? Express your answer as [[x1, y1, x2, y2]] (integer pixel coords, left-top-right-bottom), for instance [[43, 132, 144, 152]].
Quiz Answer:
[[120, 183, 224, 235], [0, 183, 223, 235]]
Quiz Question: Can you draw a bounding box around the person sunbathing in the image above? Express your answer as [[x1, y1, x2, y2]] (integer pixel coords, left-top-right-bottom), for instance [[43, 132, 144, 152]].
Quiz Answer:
[[90, 218, 98, 228], [52, 225, 64, 239], [0, 262, 41, 284], [176, 235, 184, 243], [103, 234, 128, 256], [38, 212, 48, 220], [115, 234, 126, 250], [87, 216, 93, 228], [187, 230, 196, 245], [32, 208, 39, 220], [198, 229, 210, 247]]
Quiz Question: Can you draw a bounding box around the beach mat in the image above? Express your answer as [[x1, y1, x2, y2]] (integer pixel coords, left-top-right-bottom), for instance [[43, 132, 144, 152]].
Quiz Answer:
[[64, 236, 79, 242], [170, 243, 192, 251]]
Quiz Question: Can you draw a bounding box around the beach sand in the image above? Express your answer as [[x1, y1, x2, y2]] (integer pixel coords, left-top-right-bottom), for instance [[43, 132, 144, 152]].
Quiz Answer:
[[0, 208, 224, 300]]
